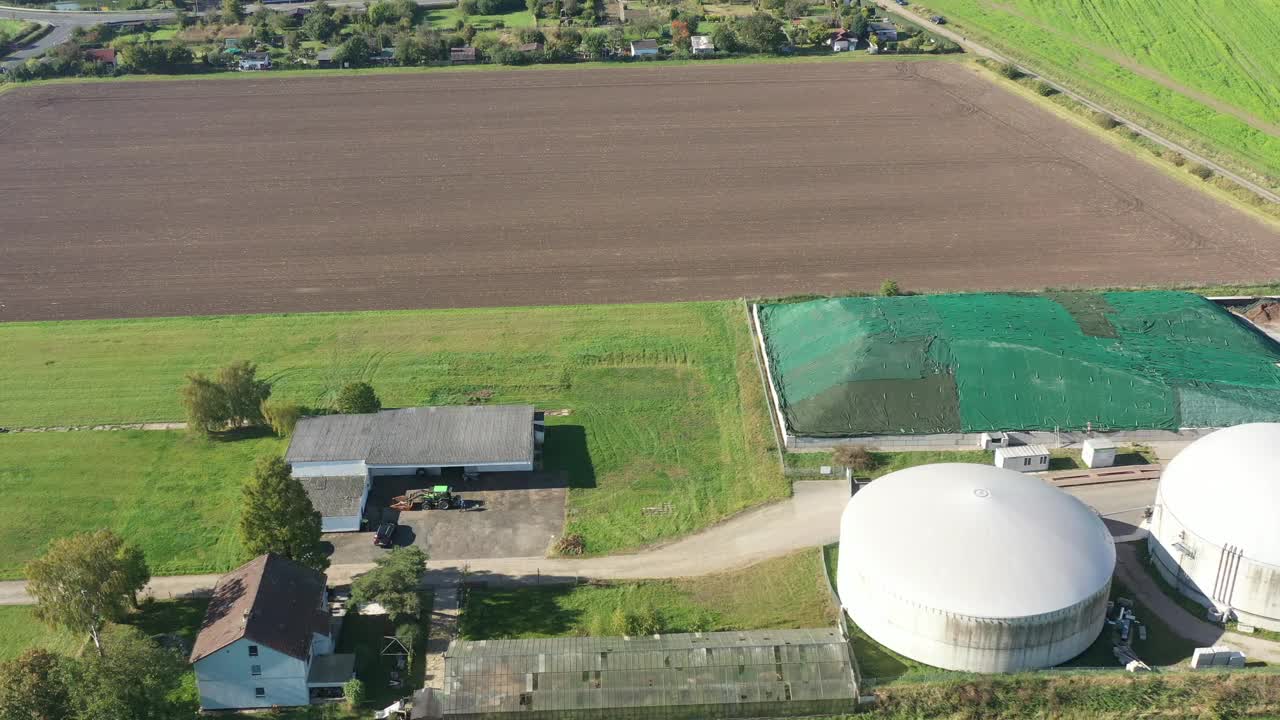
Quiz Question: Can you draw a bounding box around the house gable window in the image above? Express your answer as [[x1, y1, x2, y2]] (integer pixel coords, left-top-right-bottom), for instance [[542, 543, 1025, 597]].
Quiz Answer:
[[248, 645, 259, 657], [251, 664, 262, 676], [254, 688, 266, 698]]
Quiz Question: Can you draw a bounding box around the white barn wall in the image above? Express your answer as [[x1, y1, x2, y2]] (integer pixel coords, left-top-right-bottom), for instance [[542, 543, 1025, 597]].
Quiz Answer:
[[291, 460, 366, 477]]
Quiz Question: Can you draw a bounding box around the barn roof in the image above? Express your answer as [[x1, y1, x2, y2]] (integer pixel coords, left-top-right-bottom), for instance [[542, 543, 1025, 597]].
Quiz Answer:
[[286, 405, 535, 467], [297, 475, 367, 518]]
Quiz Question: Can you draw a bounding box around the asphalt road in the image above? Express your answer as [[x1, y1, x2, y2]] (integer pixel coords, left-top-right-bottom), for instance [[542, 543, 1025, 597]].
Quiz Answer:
[[0, 7, 171, 68], [0, 477, 1162, 604]]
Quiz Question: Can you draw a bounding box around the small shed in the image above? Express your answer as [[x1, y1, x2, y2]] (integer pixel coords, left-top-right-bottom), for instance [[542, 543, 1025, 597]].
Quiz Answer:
[[690, 35, 714, 55], [868, 21, 898, 42], [630, 39, 659, 57], [994, 444, 1049, 473], [84, 48, 117, 67], [1082, 438, 1117, 468], [315, 48, 338, 67], [450, 46, 477, 64]]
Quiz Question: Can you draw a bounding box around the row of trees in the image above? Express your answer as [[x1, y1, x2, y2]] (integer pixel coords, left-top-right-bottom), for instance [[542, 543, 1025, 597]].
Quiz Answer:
[[180, 359, 381, 436]]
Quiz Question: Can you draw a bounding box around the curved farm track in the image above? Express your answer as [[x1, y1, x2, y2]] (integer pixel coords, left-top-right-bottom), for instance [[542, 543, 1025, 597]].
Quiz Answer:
[[0, 61, 1276, 322]]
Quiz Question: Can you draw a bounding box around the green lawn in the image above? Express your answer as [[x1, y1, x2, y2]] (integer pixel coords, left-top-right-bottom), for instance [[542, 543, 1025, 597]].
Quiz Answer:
[[424, 7, 537, 30], [0, 19, 28, 37], [909, 0, 1280, 182], [0, 597, 208, 662], [0, 301, 783, 562], [0, 431, 283, 579], [460, 549, 836, 639]]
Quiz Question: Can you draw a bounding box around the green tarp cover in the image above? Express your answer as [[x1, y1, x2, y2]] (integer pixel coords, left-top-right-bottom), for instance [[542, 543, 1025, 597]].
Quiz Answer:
[[758, 291, 1280, 436]]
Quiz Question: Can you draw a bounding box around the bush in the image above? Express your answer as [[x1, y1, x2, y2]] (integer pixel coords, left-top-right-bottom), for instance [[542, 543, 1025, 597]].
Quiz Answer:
[[181, 360, 271, 435], [1187, 163, 1213, 181], [997, 61, 1021, 80], [1034, 80, 1055, 96], [1161, 149, 1187, 167], [879, 279, 900, 297], [1091, 111, 1119, 130], [833, 444, 875, 472], [555, 533, 586, 555], [335, 381, 381, 414], [343, 678, 365, 709], [261, 399, 301, 437]]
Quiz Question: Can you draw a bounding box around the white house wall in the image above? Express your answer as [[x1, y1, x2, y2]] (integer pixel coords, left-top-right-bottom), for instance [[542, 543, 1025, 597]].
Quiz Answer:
[[368, 462, 534, 475], [291, 460, 367, 478], [195, 638, 310, 710]]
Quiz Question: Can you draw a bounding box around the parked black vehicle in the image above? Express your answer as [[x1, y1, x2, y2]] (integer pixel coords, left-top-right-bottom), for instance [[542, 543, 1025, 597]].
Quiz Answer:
[[373, 522, 397, 548], [931, 15, 947, 23]]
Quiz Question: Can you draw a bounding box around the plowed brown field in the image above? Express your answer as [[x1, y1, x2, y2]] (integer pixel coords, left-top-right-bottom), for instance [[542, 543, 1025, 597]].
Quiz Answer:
[[1, 61, 1276, 321]]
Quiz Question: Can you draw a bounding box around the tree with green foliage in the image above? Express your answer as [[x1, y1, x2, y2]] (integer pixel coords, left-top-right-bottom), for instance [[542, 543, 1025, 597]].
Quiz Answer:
[[117, 541, 151, 609], [394, 34, 425, 64], [847, 10, 867, 39], [182, 372, 229, 434], [63, 625, 190, 719], [25, 530, 148, 656], [732, 13, 785, 53], [879, 279, 900, 297], [350, 546, 427, 622], [182, 360, 272, 435], [239, 456, 328, 572], [118, 41, 193, 73], [335, 381, 381, 414], [526, 0, 541, 18], [0, 649, 71, 720], [710, 22, 738, 53], [301, 1, 339, 41], [580, 29, 609, 59], [334, 35, 371, 67], [219, 360, 271, 428], [343, 678, 365, 709], [220, 0, 243, 24], [261, 398, 302, 437]]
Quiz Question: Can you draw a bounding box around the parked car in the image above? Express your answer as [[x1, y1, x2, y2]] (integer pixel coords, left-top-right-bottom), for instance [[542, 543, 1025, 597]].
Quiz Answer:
[[895, 0, 908, 5], [930, 15, 946, 23], [373, 522, 397, 548]]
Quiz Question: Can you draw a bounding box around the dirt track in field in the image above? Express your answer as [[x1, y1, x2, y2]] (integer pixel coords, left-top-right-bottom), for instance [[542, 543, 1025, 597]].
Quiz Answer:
[[1, 61, 1276, 321]]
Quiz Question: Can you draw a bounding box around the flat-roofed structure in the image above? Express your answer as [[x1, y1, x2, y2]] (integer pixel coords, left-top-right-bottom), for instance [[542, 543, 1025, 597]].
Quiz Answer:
[[441, 629, 857, 719]]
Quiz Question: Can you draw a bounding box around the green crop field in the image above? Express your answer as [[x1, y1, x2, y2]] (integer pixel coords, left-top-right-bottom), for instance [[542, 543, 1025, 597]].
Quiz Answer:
[[459, 550, 836, 640], [912, 0, 1280, 183], [0, 301, 784, 569]]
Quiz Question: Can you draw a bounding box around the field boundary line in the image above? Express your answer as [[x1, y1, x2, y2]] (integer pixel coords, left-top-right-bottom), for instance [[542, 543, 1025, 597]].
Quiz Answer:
[[878, 3, 1280, 205]]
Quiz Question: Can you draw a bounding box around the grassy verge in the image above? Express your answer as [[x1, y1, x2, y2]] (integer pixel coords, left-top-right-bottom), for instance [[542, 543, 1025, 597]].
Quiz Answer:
[[0, 597, 208, 661], [459, 549, 836, 639], [0, 50, 952, 96], [0, 430, 283, 579], [0, 301, 784, 563]]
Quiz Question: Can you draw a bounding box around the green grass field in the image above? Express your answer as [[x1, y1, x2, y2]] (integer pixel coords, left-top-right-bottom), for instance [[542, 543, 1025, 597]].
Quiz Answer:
[[424, 7, 536, 30], [0, 301, 783, 566], [910, 0, 1280, 183], [460, 550, 836, 639], [0, 431, 282, 579]]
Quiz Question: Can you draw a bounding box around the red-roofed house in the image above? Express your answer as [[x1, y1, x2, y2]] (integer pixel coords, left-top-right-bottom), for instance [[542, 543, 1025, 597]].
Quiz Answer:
[[84, 48, 116, 67], [189, 554, 353, 710]]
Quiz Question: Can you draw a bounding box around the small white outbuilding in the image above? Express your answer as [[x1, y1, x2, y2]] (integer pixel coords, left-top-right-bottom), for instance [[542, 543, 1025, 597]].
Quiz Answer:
[[1082, 438, 1117, 468], [994, 444, 1049, 472]]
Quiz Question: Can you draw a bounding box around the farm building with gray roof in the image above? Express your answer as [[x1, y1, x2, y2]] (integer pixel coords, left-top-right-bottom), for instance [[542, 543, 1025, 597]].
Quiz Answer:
[[285, 405, 543, 532]]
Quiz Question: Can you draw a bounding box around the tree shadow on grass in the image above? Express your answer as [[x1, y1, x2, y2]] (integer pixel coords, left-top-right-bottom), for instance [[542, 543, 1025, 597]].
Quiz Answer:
[[541, 425, 596, 490], [458, 585, 583, 640], [123, 596, 212, 645]]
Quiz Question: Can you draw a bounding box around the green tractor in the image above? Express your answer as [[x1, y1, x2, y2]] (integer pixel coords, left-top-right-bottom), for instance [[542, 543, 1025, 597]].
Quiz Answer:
[[424, 485, 457, 510]]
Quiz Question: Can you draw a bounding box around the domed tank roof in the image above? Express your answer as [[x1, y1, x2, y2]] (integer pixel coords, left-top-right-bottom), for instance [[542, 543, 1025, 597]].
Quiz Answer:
[[838, 463, 1115, 619], [1158, 423, 1280, 565]]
